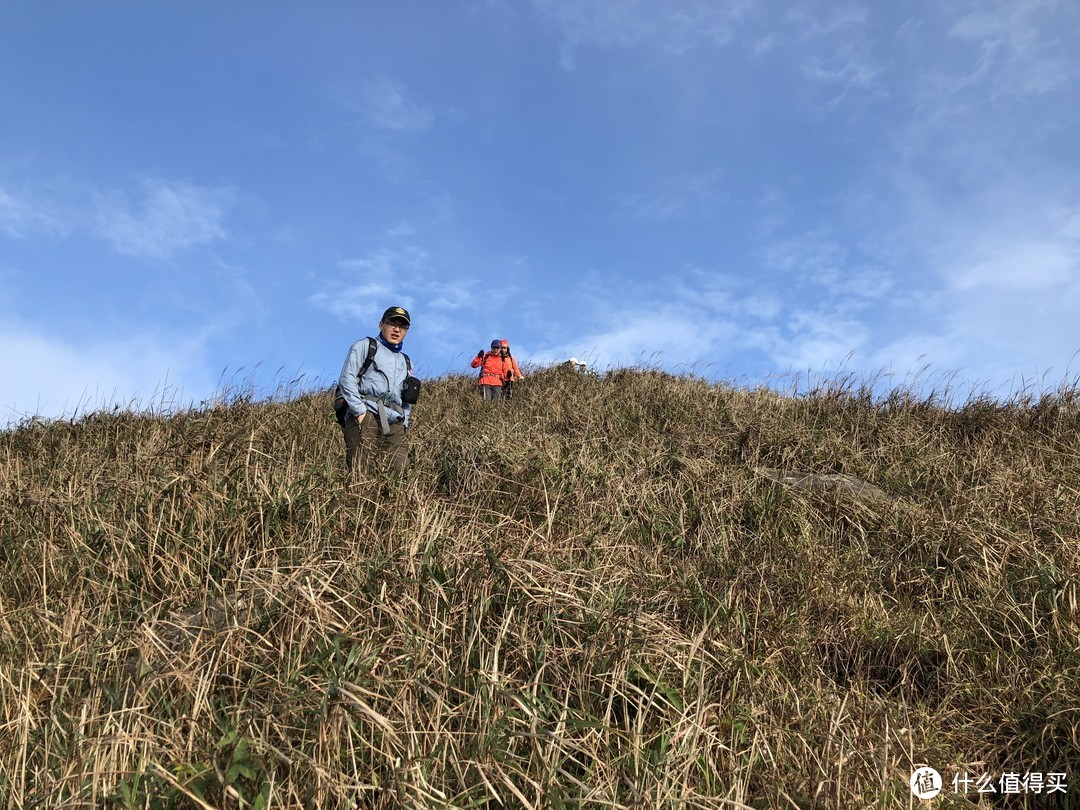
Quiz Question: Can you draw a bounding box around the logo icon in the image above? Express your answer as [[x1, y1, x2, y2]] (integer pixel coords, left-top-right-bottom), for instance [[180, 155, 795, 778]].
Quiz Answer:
[[910, 767, 943, 800]]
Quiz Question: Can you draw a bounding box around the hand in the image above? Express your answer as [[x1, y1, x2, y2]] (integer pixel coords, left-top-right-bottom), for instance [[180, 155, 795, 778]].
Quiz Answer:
[[477, 350, 484, 358]]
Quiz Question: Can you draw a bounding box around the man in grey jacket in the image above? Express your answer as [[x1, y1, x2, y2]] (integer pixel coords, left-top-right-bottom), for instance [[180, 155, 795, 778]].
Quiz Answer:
[[335, 306, 415, 476]]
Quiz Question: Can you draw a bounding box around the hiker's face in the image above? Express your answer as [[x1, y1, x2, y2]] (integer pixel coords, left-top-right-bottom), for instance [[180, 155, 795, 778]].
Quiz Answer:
[[380, 320, 409, 343]]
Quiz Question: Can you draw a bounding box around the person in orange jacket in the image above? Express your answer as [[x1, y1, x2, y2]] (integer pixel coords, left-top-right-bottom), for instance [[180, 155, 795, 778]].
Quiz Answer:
[[499, 339, 524, 400], [472, 340, 509, 401]]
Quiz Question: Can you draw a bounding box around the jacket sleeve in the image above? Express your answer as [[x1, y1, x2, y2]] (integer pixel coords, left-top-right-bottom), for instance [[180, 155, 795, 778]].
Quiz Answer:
[[337, 340, 368, 418], [470, 354, 483, 369]]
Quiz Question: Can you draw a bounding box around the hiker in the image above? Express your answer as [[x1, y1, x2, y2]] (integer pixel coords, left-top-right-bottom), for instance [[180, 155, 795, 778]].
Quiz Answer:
[[334, 306, 420, 476], [565, 357, 587, 372], [499, 339, 525, 400], [472, 340, 509, 401]]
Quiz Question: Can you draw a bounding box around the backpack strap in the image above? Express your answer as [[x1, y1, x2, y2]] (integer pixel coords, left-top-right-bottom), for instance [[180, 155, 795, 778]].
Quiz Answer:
[[358, 337, 379, 379], [362, 338, 412, 376], [334, 338, 377, 424]]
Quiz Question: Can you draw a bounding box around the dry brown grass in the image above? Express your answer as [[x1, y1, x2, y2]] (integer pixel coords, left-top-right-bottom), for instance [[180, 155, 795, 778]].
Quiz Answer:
[[1, 367, 1077, 808]]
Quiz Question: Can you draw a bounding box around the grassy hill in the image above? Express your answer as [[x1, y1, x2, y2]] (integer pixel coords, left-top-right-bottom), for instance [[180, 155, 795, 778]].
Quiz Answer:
[[2, 368, 1077, 808]]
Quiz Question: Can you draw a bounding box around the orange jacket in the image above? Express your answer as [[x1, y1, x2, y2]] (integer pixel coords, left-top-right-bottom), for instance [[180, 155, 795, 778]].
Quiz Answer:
[[503, 353, 523, 381], [471, 351, 508, 386]]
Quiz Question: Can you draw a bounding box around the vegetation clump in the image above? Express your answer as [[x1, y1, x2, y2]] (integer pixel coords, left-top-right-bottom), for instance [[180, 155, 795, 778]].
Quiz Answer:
[[1, 368, 1077, 808]]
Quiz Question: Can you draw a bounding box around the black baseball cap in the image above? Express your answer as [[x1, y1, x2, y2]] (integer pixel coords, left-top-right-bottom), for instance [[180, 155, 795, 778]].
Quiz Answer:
[[381, 306, 411, 327]]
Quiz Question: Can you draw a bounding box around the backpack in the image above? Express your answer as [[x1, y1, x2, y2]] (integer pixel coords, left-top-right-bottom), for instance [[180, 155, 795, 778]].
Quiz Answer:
[[334, 337, 416, 425]]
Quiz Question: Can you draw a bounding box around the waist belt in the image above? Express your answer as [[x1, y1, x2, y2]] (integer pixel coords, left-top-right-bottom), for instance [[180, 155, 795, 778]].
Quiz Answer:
[[370, 399, 405, 436]]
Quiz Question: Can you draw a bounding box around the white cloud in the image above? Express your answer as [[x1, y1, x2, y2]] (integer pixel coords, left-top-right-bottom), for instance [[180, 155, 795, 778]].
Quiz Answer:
[[309, 281, 399, 322], [904, 198, 1080, 386], [368, 146, 417, 182], [1, 175, 235, 259], [787, 2, 868, 40], [308, 245, 480, 327], [753, 307, 869, 372], [767, 0, 1080, 393], [751, 33, 778, 55], [531, 0, 752, 64], [619, 169, 727, 220], [952, 232, 1079, 291], [785, 1, 885, 108], [898, 181, 1080, 294], [93, 178, 234, 259], [759, 232, 894, 302], [947, 0, 1078, 98], [531, 268, 837, 375], [533, 0, 656, 50], [0, 324, 215, 426], [752, 186, 793, 237], [259, 131, 287, 149], [842, 141, 1080, 392], [385, 221, 417, 239], [355, 75, 435, 132], [867, 332, 966, 384], [802, 53, 882, 92], [0, 186, 67, 238], [533, 306, 739, 372], [338, 246, 430, 276]]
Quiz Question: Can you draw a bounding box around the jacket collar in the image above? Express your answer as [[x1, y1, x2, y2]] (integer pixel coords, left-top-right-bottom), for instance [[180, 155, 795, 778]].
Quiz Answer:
[[378, 334, 403, 353]]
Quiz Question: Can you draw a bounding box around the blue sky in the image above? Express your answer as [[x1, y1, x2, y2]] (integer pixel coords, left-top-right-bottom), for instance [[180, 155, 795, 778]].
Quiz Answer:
[[2, 1, 1079, 422]]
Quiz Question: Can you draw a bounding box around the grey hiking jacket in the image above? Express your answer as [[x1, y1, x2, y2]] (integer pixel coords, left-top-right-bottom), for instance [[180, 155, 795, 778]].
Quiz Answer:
[[337, 338, 413, 427]]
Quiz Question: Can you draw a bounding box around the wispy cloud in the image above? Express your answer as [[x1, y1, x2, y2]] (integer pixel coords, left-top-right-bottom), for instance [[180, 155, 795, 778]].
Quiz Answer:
[[801, 53, 882, 94], [93, 178, 234, 259], [338, 246, 430, 276], [328, 75, 435, 180], [309, 248, 417, 322], [309, 245, 480, 328], [385, 221, 417, 239], [309, 280, 400, 323], [759, 231, 894, 301], [787, 2, 868, 40], [898, 0, 1079, 151], [539, 3, 1077, 387], [752, 186, 793, 237], [533, 237, 899, 381], [619, 169, 727, 220], [907, 194, 1080, 385], [950, 213, 1080, 291], [352, 75, 436, 132], [0, 186, 67, 238], [531, 301, 740, 372], [1, 175, 235, 260], [528, 268, 788, 373], [786, 1, 885, 109], [828, 139, 1080, 391], [947, 0, 1079, 98], [0, 322, 215, 425], [748, 306, 869, 373], [531, 0, 753, 67]]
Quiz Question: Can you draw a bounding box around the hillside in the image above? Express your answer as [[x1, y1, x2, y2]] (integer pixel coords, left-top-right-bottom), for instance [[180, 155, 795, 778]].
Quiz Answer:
[[2, 368, 1078, 808]]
